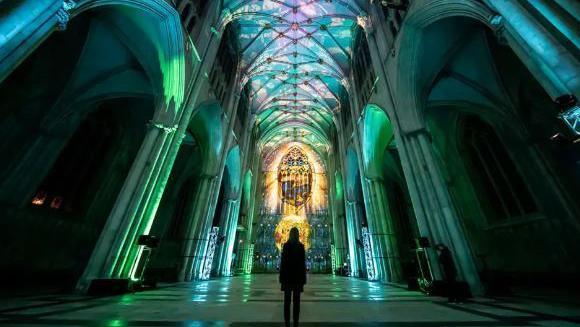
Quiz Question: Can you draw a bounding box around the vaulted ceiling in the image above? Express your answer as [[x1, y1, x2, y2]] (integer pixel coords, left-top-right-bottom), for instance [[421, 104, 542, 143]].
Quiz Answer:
[[222, 0, 366, 152]]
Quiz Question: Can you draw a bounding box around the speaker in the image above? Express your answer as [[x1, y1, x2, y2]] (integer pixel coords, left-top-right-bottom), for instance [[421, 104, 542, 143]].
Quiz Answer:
[[137, 235, 159, 248]]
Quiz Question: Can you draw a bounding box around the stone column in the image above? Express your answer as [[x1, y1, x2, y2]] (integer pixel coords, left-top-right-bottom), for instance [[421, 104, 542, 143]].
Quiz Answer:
[[527, 0, 580, 49], [402, 129, 482, 293], [178, 174, 218, 281], [326, 154, 345, 270], [345, 76, 387, 281], [191, 176, 222, 280], [553, 0, 580, 20], [362, 16, 482, 292], [77, 121, 176, 290], [228, 117, 258, 277], [213, 199, 232, 275], [216, 198, 241, 276], [360, 177, 393, 282], [89, 20, 223, 285], [242, 153, 262, 274], [364, 178, 402, 282], [182, 70, 243, 280], [345, 200, 361, 277], [0, 0, 64, 82], [485, 0, 580, 97], [70, 0, 222, 291]]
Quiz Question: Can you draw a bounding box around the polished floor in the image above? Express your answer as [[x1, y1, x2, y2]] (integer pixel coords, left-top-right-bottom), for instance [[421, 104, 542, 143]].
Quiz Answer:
[[0, 275, 579, 326]]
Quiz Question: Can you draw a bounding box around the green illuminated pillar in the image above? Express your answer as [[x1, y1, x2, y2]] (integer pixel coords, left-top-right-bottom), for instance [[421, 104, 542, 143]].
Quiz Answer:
[[214, 199, 234, 275], [241, 145, 262, 274], [77, 118, 177, 290], [365, 178, 402, 282], [212, 72, 245, 278], [363, 12, 481, 291], [182, 69, 244, 280], [178, 174, 218, 281], [345, 200, 362, 276], [79, 0, 224, 289], [359, 177, 389, 281], [326, 153, 346, 271], [335, 120, 360, 277], [344, 74, 384, 281], [215, 198, 241, 276]]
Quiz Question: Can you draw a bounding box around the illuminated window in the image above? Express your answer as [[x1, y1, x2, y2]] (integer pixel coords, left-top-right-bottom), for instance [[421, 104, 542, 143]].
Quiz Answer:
[[278, 146, 312, 208]]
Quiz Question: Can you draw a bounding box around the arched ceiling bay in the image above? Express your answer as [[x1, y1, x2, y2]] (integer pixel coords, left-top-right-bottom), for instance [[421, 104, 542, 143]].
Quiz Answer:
[[222, 0, 366, 150]]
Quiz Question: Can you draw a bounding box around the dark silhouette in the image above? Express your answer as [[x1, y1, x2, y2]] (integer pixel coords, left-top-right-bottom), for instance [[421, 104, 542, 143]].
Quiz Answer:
[[279, 227, 306, 327], [436, 244, 462, 303]]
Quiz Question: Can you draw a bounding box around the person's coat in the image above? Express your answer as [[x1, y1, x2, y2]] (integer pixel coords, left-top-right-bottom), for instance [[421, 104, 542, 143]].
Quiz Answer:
[[279, 241, 307, 292]]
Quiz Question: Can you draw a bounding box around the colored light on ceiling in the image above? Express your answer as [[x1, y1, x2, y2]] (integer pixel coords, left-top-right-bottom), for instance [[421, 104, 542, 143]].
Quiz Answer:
[[225, 0, 365, 145]]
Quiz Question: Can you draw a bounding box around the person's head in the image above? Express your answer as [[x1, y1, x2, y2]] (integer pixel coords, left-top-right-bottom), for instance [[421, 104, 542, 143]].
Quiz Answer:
[[288, 227, 300, 243], [436, 244, 448, 252]]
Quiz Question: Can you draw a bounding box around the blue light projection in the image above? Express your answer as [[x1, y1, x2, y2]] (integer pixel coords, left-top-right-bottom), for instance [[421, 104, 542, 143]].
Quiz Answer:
[[223, 0, 365, 137], [560, 104, 580, 137]]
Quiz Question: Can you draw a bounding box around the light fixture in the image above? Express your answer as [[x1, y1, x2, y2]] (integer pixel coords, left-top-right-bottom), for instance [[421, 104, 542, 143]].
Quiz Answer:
[[555, 95, 580, 143]]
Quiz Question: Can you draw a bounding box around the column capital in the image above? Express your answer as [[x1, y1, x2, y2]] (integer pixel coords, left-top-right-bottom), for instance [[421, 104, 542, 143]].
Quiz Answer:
[[489, 15, 508, 45], [149, 121, 178, 134], [56, 0, 76, 31]]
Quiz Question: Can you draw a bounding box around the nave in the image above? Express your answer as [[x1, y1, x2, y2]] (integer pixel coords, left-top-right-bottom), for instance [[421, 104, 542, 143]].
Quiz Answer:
[[0, 0, 579, 325], [1, 275, 579, 326]]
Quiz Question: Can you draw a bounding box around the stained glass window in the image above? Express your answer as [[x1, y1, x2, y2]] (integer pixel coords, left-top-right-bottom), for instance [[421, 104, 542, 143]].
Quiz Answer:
[[278, 146, 312, 208]]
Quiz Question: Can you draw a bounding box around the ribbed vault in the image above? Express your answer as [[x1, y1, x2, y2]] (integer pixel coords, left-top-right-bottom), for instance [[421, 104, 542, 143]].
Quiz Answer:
[[221, 0, 366, 150]]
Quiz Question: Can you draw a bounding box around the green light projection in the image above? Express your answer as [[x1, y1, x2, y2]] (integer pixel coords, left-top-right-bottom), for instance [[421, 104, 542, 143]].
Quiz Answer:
[[335, 171, 344, 202], [361, 105, 394, 179]]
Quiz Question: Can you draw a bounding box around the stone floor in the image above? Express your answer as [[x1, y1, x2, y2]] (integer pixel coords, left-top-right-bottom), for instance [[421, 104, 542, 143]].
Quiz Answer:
[[0, 275, 579, 326]]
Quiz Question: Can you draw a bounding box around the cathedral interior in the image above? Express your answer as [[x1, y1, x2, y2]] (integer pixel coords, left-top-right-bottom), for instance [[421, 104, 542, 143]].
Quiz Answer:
[[0, 0, 579, 326]]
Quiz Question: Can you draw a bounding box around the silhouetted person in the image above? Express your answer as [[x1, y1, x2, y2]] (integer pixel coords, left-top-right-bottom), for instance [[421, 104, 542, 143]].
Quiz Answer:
[[279, 227, 306, 327], [436, 244, 461, 303]]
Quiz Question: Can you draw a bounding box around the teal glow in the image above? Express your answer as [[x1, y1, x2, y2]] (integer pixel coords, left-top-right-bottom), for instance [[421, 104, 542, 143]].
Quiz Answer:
[[344, 147, 360, 275], [361, 105, 394, 179], [335, 171, 344, 201], [528, 0, 580, 49], [106, 320, 127, 327], [345, 147, 360, 199], [190, 39, 202, 63], [225, 146, 242, 197], [191, 101, 224, 173], [243, 170, 253, 210]]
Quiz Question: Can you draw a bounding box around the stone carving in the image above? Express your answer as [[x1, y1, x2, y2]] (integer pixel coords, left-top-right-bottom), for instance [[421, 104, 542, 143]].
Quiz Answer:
[[56, 0, 77, 31]]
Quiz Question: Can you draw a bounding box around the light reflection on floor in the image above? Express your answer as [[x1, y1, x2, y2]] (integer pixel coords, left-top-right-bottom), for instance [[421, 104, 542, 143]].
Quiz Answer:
[[0, 274, 579, 326]]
